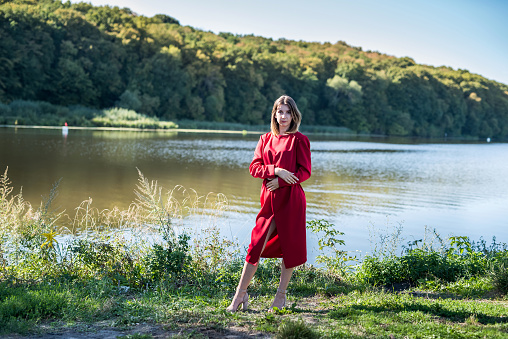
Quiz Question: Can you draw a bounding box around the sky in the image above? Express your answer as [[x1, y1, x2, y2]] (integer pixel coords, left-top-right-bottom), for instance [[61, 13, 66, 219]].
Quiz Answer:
[[71, 0, 508, 85]]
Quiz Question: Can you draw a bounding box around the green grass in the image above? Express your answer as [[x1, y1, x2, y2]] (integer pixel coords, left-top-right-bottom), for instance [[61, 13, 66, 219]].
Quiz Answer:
[[323, 291, 508, 338], [1, 279, 506, 338]]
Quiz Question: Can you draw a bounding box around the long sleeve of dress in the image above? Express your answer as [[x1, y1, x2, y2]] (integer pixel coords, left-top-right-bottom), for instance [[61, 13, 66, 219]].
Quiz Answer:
[[278, 135, 311, 187], [249, 135, 276, 178]]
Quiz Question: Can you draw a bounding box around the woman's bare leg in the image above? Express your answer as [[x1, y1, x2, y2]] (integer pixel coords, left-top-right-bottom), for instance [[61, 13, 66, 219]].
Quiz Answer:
[[279, 259, 294, 291], [239, 219, 277, 288], [236, 261, 257, 290], [270, 259, 294, 309], [227, 220, 277, 310]]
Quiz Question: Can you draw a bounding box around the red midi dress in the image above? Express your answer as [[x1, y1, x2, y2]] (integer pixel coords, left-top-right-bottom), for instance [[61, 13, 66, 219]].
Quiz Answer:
[[246, 131, 311, 269]]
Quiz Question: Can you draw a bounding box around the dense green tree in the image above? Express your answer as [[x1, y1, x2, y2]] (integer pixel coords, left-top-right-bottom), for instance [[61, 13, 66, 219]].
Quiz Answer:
[[1, 0, 507, 138]]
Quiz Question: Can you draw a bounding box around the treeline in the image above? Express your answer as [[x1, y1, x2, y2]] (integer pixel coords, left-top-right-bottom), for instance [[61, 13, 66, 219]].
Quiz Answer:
[[1, 0, 508, 138]]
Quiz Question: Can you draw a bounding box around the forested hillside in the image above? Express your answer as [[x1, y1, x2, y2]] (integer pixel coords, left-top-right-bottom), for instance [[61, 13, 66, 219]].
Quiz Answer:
[[1, 0, 508, 138]]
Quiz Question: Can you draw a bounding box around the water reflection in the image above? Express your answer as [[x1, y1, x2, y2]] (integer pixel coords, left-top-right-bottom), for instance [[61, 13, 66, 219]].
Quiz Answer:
[[1, 127, 507, 257]]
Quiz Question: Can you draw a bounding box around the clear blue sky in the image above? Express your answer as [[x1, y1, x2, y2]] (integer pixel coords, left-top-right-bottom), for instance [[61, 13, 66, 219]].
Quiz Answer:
[[72, 0, 508, 85]]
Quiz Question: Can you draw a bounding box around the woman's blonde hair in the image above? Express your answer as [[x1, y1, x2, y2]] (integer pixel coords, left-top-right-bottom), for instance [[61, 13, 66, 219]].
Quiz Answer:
[[270, 95, 302, 136]]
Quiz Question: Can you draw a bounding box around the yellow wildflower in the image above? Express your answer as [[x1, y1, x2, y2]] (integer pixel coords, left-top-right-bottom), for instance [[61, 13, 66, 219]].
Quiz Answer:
[[41, 230, 58, 249]]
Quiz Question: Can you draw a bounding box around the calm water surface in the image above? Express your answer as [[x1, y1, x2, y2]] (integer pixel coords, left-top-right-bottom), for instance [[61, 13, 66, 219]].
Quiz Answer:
[[1, 127, 507, 261]]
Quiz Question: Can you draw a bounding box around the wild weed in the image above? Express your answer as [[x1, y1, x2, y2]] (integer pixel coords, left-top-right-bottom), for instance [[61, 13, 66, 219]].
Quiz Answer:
[[367, 217, 405, 258], [0, 167, 68, 281], [472, 236, 508, 261], [306, 219, 356, 275]]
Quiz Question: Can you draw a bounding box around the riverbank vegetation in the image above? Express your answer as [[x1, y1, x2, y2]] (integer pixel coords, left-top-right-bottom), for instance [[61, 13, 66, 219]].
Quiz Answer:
[[0, 101, 178, 129], [1, 0, 508, 139], [0, 167, 507, 338]]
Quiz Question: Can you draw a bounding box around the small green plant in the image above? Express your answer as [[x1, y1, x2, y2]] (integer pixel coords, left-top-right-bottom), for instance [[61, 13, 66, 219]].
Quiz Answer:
[[448, 236, 473, 256], [254, 312, 279, 333], [307, 219, 356, 274], [0, 282, 69, 334], [270, 306, 292, 315], [276, 318, 319, 339]]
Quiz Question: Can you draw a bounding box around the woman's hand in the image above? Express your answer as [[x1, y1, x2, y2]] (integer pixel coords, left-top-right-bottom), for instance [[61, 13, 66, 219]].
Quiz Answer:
[[275, 167, 299, 185], [266, 178, 279, 191]]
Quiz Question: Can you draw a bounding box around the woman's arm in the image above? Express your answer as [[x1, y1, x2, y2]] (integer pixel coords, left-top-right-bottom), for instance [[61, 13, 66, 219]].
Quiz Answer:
[[249, 135, 276, 179], [278, 135, 311, 188]]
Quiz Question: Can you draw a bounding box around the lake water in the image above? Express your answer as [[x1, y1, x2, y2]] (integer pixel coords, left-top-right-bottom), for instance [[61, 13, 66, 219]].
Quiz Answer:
[[1, 127, 507, 262]]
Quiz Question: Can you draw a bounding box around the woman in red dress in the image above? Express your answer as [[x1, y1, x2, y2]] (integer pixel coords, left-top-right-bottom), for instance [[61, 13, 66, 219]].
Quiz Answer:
[[226, 95, 311, 312]]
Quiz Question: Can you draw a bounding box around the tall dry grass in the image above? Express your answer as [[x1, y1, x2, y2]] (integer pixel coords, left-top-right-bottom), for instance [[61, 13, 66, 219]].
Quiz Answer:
[[0, 165, 238, 276]]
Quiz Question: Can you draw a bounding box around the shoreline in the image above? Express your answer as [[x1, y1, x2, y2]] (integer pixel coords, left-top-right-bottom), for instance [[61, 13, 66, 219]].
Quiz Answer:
[[0, 124, 265, 135], [0, 123, 367, 138], [0, 124, 496, 142]]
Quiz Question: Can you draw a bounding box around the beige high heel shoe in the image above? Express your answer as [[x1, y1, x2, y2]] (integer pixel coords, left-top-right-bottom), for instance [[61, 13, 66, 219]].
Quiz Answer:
[[226, 289, 249, 312], [268, 288, 287, 312]]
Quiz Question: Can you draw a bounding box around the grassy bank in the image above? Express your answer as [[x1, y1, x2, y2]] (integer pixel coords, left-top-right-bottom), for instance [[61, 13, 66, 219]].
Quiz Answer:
[[0, 168, 507, 338]]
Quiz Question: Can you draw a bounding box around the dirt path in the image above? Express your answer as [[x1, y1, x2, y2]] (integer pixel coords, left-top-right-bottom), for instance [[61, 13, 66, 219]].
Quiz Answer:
[[3, 322, 271, 339]]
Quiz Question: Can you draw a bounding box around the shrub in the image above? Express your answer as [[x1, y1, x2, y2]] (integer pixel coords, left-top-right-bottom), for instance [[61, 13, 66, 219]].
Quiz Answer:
[[491, 264, 508, 295], [70, 238, 145, 287], [92, 108, 177, 129], [144, 233, 192, 283], [484, 246, 508, 295], [357, 235, 505, 287], [358, 248, 490, 286]]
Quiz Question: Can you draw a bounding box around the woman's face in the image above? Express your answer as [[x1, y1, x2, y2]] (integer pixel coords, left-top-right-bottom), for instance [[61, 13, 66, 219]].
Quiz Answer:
[[276, 104, 292, 132]]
